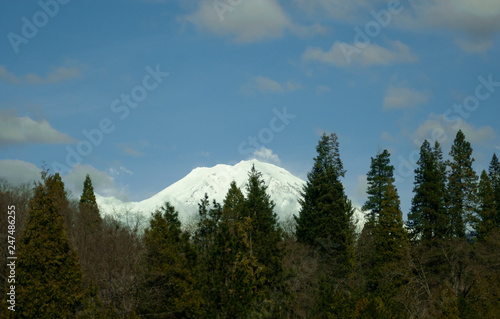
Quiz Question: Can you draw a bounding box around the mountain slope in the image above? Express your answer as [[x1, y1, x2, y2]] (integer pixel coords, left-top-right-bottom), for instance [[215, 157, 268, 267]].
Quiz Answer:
[[96, 159, 366, 230]]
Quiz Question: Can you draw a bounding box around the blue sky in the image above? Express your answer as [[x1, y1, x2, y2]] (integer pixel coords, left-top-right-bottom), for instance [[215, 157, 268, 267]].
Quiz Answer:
[[1, 0, 500, 216]]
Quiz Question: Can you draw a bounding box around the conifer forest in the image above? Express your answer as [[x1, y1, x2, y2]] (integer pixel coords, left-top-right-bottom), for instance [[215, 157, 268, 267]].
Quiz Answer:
[[1, 131, 500, 319]]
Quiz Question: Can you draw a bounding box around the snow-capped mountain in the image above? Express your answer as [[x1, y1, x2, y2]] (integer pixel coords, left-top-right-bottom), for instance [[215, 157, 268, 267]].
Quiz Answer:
[[96, 159, 366, 230]]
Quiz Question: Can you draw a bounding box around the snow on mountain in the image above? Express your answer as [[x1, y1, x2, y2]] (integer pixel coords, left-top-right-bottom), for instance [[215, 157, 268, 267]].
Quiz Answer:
[[96, 159, 367, 231]]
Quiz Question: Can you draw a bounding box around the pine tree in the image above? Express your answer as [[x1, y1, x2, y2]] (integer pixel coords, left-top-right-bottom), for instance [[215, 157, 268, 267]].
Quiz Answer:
[[295, 133, 354, 277], [215, 183, 266, 317], [489, 153, 500, 225], [78, 174, 102, 232], [243, 166, 288, 316], [474, 171, 498, 241], [373, 181, 410, 292], [138, 202, 201, 318], [194, 183, 267, 318], [408, 140, 449, 241], [74, 174, 106, 316], [448, 130, 478, 238], [17, 175, 83, 318], [243, 165, 283, 280], [363, 149, 395, 224]]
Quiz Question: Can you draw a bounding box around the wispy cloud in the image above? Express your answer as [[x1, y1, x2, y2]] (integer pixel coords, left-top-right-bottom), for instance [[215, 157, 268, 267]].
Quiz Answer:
[[186, 0, 291, 43], [0, 110, 76, 146], [0, 65, 80, 84], [383, 85, 431, 110], [0, 160, 41, 185], [185, 0, 324, 43], [414, 113, 497, 147], [393, 0, 500, 53], [252, 147, 281, 165], [64, 164, 130, 201], [302, 40, 418, 67], [117, 143, 146, 157], [240, 76, 302, 95]]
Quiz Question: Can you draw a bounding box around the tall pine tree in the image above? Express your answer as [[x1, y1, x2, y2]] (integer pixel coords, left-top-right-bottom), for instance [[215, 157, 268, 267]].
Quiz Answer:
[[295, 133, 354, 276], [362, 149, 395, 224], [474, 171, 498, 241], [373, 180, 410, 285], [448, 130, 478, 238], [489, 153, 500, 225], [17, 174, 83, 318], [408, 140, 449, 241], [138, 203, 201, 318], [78, 174, 102, 232], [294, 133, 355, 318]]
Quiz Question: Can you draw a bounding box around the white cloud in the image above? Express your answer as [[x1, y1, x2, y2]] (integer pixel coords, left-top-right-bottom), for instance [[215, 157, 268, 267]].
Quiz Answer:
[[289, 23, 328, 38], [185, 0, 324, 43], [117, 143, 146, 157], [0, 65, 80, 84], [109, 166, 134, 176], [454, 38, 493, 54], [383, 85, 431, 110], [64, 164, 129, 201], [26, 67, 80, 84], [0, 160, 41, 186], [0, 66, 21, 84], [252, 147, 281, 165], [240, 76, 302, 95], [0, 110, 75, 146], [186, 0, 291, 43], [0, 160, 130, 201], [393, 0, 500, 53], [295, 0, 500, 53], [292, 0, 375, 22], [302, 40, 418, 67], [355, 174, 368, 201], [414, 113, 497, 147]]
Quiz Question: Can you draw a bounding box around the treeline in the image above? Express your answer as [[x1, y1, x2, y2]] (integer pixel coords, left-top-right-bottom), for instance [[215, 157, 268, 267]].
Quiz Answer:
[[1, 130, 499, 318]]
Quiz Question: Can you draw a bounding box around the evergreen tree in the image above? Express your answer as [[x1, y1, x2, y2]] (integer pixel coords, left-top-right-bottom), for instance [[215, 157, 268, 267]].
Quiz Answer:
[[243, 166, 283, 281], [44, 172, 74, 233], [448, 130, 478, 238], [362, 149, 395, 224], [489, 153, 500, 224], [408, 140, 449, 241], [17, 175, 83, 318], [373, 181, 410, 292], [295, 133, 354, 277], [214, 182, 266, 317], [294, 134, 355, 318], [138, 203, 201, 318], [194, 183, 267, 318], [243, 166, 288, 316], [474, 171, 498, 241], [78, 174, 102, 232]]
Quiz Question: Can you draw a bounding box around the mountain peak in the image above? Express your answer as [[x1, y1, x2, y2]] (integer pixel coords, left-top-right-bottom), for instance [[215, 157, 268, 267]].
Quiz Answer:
[[95, 160, 367, 231], [96, 160, 305, 224]]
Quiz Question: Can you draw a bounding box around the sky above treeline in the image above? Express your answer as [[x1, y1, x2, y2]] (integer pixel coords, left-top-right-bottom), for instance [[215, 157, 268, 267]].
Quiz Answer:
[[1, 0, 499, 216]]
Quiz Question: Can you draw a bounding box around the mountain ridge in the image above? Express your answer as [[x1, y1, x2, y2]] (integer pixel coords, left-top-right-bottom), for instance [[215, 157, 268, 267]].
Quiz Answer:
[[96, 159, 366, 230]]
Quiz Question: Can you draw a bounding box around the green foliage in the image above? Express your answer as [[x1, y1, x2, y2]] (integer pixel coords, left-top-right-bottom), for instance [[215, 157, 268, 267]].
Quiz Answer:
[[295, 133, 354, 278], [489, 153, 500, 225], [363, 149, 395, 224], [448, 130, 478, 238], [244, 166, 284, 283], [408, 140, 449, 241], [138, 202, 201, 318], [78, 174, 102, 231], [474, 171, 498, 241], [17, 174, 83, 318]]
